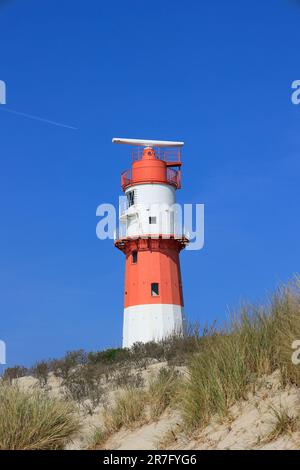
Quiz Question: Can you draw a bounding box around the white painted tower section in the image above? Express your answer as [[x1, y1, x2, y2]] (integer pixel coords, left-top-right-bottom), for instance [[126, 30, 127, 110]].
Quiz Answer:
[[123, 304, 184, 348], [120, 183, 181, 238]]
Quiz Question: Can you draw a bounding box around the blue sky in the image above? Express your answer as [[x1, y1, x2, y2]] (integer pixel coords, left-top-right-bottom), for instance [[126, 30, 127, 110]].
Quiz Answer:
[[0, 0, 300, 367]]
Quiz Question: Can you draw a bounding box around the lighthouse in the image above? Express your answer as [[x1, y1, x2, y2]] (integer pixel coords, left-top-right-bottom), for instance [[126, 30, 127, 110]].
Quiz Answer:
[[113, 138, 188, 348]]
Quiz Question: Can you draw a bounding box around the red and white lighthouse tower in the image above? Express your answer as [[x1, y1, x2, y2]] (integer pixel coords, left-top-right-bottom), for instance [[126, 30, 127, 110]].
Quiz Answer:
[[113, 138, 188, 348]]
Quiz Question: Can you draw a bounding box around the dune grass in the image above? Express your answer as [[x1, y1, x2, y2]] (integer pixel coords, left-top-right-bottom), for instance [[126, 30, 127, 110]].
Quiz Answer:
[[102, 387, 146, 434], [264, 405, 299, 443], [182, 279, 300, 430], [148, 367, 181, 420], [0, 384, 80, 450], [88, 425, 109, 449], [94, 368, 181, 447]]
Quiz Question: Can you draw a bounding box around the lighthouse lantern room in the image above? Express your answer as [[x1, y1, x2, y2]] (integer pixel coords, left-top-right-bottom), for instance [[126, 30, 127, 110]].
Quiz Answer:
[[113, 138, 188, 348]]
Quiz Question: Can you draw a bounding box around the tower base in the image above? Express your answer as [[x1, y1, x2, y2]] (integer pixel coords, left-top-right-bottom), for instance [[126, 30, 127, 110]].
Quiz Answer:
[[122, 304, 184, 348]]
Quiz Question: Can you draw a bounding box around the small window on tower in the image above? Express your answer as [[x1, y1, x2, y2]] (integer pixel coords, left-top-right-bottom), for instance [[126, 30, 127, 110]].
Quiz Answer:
[[149, 216, 156, 224], [127, 190, 135, 207], [132, 251, 137, 264], [151, 282, 159, 297]]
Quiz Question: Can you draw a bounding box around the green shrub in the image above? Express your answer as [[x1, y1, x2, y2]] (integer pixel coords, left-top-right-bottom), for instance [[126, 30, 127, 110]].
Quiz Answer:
[[88, 348, 131, 365], [52, 350, 87, 381], [111, 367, 144, 390], [32, 361, 49, 387], [63, 366, 105, 411], [2, 366, 28, 382]]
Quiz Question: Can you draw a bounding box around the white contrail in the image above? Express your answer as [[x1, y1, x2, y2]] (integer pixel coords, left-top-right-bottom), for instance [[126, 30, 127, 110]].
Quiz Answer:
[[0, 106, 78, 130]]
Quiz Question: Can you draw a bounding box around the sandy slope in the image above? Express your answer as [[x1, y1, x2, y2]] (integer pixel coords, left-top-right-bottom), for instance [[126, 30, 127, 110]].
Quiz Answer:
[[104, 412, 180, 450], [15, 367, 300, 450], [98, 371, 300, 450]]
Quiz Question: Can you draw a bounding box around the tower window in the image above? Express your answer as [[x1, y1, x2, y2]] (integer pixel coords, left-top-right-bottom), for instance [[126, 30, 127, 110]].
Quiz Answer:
[[151, 282, 159, 296], [132, 251, 137, 264], [127, 190, 135, 207], [149, 216, 156, 224]]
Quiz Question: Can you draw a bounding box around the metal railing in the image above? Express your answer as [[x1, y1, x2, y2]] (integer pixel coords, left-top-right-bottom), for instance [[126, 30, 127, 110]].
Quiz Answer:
[[121, 167, 181, 190], [131, 146, 181, 164], [121, 169, 132, 189]]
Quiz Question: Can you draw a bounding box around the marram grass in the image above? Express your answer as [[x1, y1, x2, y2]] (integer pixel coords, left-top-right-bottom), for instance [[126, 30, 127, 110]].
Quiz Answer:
[[181, 278, 300, 430], [0, 384, 80, 449]]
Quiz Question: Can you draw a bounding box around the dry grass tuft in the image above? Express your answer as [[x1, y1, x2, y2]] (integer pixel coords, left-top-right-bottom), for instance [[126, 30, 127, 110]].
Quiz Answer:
[[88, 426, 109, 449], [264, 405, 299, 442], [148, 367, 181, 420], [102, 387, 146, 434], [0, 383, 80, 449]]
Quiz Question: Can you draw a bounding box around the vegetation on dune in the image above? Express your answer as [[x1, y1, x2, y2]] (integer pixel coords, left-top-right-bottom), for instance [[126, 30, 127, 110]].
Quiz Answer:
[[103, 387, 147, 433], [2, 325, 200, 389], [182, 278, 300, 430], [2, 278, 300, 448], [148, 367, 181, 420], [263, 405, 299, 443], [0, 384, 80, 450], [2, 365, 28, 382], [33, 360, 49, 387], [2, 331, 198, 417], [92, 369, 181, 448]]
